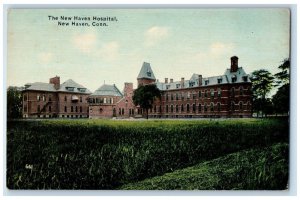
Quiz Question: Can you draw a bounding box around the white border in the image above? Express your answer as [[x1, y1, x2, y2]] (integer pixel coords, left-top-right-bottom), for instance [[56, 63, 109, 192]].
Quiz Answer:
[[1, 1, 298, 199]]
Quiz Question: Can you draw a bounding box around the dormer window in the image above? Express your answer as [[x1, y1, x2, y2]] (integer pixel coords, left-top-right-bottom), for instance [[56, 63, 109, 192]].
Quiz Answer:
[[176, 84, 180, 89], [205, 80, 209, 85], [66, 87, 74, 92], [189, 81, 195, 87], [218, 77, 222, 84], [78, 88, 86, 92], [243, 76, 248, 82], [147, 71, 152, 77], [231, 75, 237, 83], [166, 85, 170, 90]]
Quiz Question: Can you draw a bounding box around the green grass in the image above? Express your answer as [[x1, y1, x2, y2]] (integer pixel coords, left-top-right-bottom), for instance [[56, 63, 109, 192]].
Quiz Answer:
[[121, 143, 289, 190], [7, 118, 289, 189]]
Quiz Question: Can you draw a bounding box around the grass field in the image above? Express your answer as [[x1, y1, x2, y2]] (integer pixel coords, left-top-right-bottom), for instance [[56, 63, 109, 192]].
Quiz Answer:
[[6, 118, 289, 190]]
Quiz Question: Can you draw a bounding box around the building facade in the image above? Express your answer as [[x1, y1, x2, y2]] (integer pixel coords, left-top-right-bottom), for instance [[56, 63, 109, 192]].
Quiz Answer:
[[21, 56, 252, 119], [22, 76, 91, 118]]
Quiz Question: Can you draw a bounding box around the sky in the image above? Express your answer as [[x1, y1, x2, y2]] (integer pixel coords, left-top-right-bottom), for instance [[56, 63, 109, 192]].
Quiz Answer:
[[7, 8, 290, 93]]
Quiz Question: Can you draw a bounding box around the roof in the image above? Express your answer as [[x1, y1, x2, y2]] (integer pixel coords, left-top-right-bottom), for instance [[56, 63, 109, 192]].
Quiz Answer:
[[24, 82, 56, 92], [137, 62, 156, 80], [156, 67, 251, 91], [57, 79, 92, 94], [90, 84, 123, 97]]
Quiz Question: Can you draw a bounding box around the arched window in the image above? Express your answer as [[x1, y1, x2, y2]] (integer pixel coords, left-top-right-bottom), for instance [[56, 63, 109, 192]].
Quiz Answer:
[[71, 106, 73, 112], [122, 108, 125, 115], [80, 106, 82, 113], [210, 89, 214, 98], [64, 106, 67, 112], [171, 105, 174, 113], [64, 96, 67, 101], [176, 105, 179, 112], [181, 104, 184, 112], [166, 105, 169, 113], [217, 103, 221, 112], [192, 104, 196, 113], [239, 102, 243, 110], [198, 104, 201, 113], [210, 103, 214, 112], [204, 103, 207, 112], [217, 88, 221, 97], [198, 91, 202, 98], [186, 104, 190, 113], [231, 102, 235, 111], [231, 88, 235, 97], [204, 90, 208, 98], [240, 87, 244, 95]]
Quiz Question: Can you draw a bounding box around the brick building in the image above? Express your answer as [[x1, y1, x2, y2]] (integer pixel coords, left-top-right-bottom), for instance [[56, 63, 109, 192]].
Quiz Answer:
[[138, 56, 252, 118], [22, 76, 91, 118], [22, 56, 252, 119]]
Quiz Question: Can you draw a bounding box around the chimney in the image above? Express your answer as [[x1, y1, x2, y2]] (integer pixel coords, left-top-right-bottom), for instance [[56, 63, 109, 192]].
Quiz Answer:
[[181, 77, 185, 88], [230, 56, 239, 72], [124, 82, 133, 97], [170, 78, 173, 83], [165, 78, 168, 84], [198, 75, 202, 86], [50, 76, 60, 90]]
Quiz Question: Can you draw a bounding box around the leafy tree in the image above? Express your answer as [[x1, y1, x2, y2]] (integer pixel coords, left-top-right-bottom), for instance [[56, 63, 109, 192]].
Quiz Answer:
[[250, 69, 274, 117], [7, 86, 23, 119], [132, 84, 161, 119], [272, 58, 290, 115]]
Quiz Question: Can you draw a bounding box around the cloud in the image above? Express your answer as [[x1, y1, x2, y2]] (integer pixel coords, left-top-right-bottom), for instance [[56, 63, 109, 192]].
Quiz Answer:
[[38, 52, 53, 64], [210, 42, 235, 55], [72, 33, 97, 53], [97, 41, 120, 61], [144, 26, 169, 47]]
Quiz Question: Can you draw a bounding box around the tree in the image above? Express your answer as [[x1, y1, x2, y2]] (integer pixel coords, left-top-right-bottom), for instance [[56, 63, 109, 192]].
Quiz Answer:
[[132, 84, 161, 119], [7, 86, 23, 119], [272, 58, 290, 115], [250, 69, 274, 117]]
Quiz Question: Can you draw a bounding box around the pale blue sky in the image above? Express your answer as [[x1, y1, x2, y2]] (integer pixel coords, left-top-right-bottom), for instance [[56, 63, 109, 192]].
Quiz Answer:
[[7, 8, 290, 92]]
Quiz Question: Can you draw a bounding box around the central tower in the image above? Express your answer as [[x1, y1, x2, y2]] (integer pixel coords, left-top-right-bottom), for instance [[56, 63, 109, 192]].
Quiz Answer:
[[137, 62, 156, 86]]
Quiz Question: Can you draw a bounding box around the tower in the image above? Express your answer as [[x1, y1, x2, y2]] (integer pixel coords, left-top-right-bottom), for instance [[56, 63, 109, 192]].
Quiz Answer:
[[137, 62, 156, 86]]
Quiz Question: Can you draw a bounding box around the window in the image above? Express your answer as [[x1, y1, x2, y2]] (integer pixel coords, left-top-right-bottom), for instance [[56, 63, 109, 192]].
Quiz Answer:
[[218, 78, 222, 84], [239, 102, 243, 110], [239, 87, 244, 95], [176, 105, 179, 113], [210, 103, 214, 112], [37, 95, 41, 101], [243, 76, 248, 82], [181, 93, 185, 101], [198, 104, 201, 112], [204, 90, 208, 98], [49, 95, 52, 101], [159, 106, 162, 113], [232, 75, 237, 83], [119, 108, 121, 115], [49, 106, 51, 112], [80, 106, 82, 113], [71, 106, 73, 112], [122, 108, 125, 115], [181, 104, 184, 112], [80, 96, 82, 102], [24, 104, 27, 112], [192, 93, 196, 100], [147, 71, 152, 77], [186, 104, 190, 113], [217, 103, 221, 112], [217, 88, 221, 97], [100, 108, 103, 113], [171, 94, 174, 101], [192, 104, 196, 113], [166, 85, 170, 90], [104, 98, 107, 104], [198, 91, 202, 98], [205, 80, 209, 85], [42, 95, 46, 101], [189, 81, 195, 87], [204, 103, 207, 112], [111, 98, 114, 104], [64, 106, 67, 112], [176, 84, 180, 89], [231, 102, 235, 111], [64, 96, 67, 101], [176, 93, 179, 100], [166, 94, 169, 101], [37, 105, 40, 112], [187, 92, 190, 99], [78, 88, 86, 92], [154, 106, 156, 113], [171, 105, 174, 113], [23, 94, 27, 101], [75, 106, 78, 112], [231, 88, 235, 97], [166, 105, 169, 113], [210, 89, 214, 98], [66, 87, 74, 92]]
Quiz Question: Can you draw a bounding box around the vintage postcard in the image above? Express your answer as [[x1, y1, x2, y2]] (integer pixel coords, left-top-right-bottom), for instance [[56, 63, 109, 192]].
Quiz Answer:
[[6, 8, 290, 191]]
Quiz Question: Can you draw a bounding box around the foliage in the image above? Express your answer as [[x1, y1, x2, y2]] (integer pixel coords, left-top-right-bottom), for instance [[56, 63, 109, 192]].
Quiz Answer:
[[132, 84, 161, 119], [121, 143, 288, 190], [7, 119, 288, 189], [250, 69, 274, 117], [272, 84, 290, 114], [7, 87, 23, 119], [274, 58, 290, 85]]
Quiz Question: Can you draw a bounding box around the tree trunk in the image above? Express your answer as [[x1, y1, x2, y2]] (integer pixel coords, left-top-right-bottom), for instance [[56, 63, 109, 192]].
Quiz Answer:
[[146, 109, 148, 119]]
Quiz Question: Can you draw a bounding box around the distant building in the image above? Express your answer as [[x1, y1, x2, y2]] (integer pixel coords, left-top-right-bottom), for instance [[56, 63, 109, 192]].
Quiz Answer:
[[22, 76, 91, 118], [21, 56, 252, 118]]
